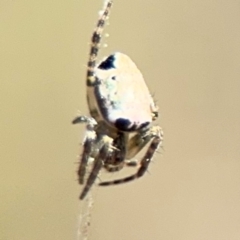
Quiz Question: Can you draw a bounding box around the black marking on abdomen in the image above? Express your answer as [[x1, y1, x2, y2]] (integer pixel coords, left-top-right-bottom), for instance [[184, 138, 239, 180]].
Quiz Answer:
[[139, 121, 150, 129], [115, 118, 150, 132], [115, 118, 131, 131], [98, 54, 115, 70]]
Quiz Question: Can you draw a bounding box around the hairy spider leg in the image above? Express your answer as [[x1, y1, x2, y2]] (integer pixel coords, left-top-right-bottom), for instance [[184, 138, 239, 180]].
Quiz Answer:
[[86, 0, 113, 122], [80, 136, 113, 200], [72, 116, 97, 184]]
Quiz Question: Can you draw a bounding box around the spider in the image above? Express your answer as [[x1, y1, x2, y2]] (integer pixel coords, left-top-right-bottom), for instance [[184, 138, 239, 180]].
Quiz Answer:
[[73, 0, 163, 200]]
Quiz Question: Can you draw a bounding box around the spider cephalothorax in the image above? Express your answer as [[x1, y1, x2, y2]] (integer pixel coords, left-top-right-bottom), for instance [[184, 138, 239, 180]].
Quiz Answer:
[[73, 0, 163, 200]]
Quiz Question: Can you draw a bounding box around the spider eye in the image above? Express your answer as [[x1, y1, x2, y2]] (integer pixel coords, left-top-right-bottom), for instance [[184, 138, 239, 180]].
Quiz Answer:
[[98, 54, 115, 70], [111, 76, 116, 80]]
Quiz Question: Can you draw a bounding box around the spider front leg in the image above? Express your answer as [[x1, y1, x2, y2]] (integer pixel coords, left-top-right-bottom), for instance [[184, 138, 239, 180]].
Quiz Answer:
[[80, 135, 114, 200], [103, 131, 147, 173], [72, 116, 98, 184], [99, 126, 163, 186], [102, 132, 140, 173], [103, 132, 127, 172]]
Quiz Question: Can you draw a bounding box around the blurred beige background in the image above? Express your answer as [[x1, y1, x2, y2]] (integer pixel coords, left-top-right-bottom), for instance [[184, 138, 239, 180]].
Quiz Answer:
[[1, 0, 240, 240]]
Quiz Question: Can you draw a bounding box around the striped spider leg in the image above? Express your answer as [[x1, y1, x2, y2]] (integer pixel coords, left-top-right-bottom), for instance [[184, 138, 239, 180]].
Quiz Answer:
[[73, 0, 163, 200]]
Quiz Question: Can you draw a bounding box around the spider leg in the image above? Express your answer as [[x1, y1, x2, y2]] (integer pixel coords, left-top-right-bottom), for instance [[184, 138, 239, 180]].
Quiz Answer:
[[72, 115, 97, 126], [103, 132, 127, 172], [104, 160, 138, 172], [86, 1, 113, 121], [126, 127, 159, 160], [72, 116, 97, 184], [125, 160, 138, 167], [78, 130, 96, 185], [99, 126, 163, 186], [102, 132, 139, 172], [80, 135, 113, 200], [104, 162, 124, 172], [103, 156, 138, 173], [86, 0, 113, 86]]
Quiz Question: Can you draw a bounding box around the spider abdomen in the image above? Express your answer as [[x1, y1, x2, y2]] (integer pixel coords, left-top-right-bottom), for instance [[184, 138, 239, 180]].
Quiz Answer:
[[95, 52, 158, 131]]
